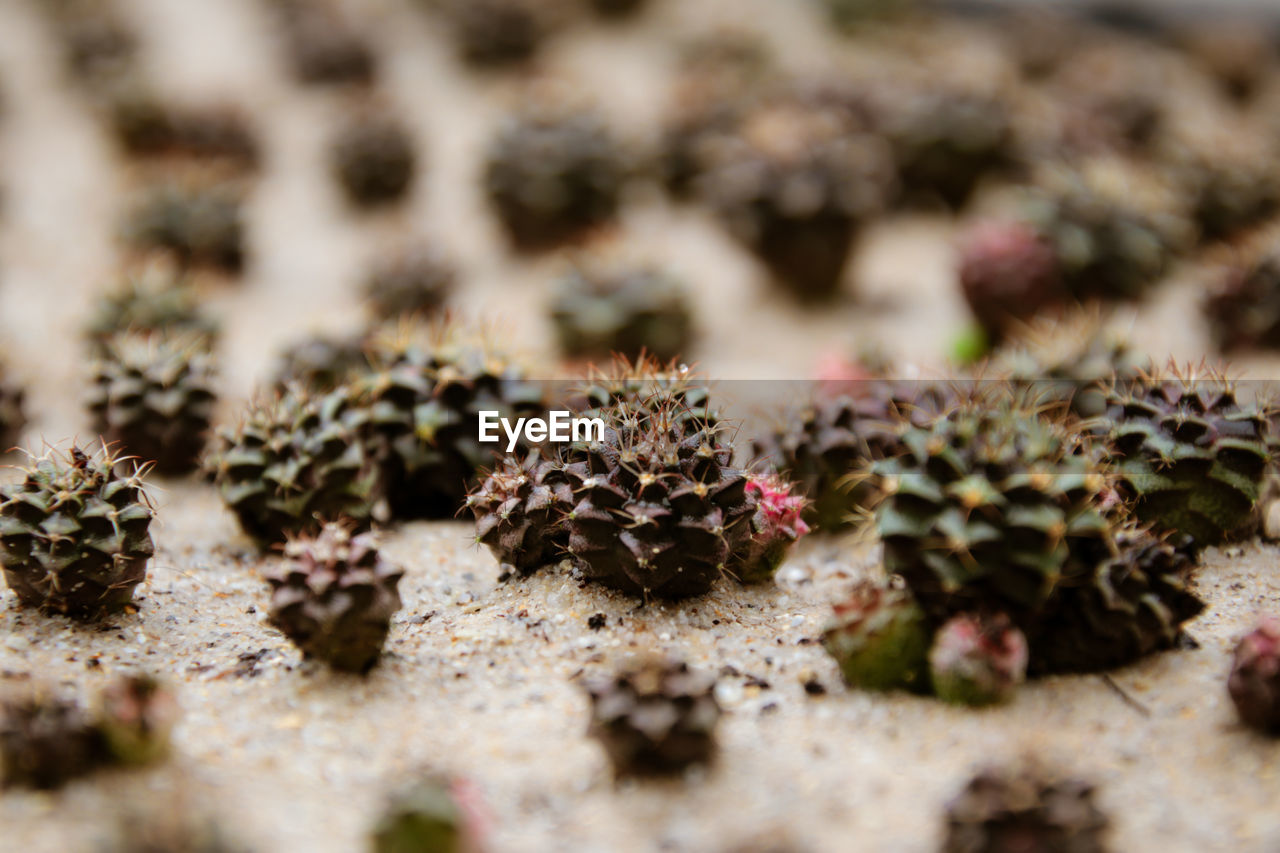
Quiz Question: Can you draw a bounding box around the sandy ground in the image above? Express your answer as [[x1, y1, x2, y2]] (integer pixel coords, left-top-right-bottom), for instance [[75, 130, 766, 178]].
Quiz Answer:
[[1, 0, 1280, 850]]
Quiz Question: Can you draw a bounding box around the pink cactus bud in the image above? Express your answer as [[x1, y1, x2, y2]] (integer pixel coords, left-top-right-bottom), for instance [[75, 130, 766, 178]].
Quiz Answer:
[[930, 612, 1028, 706], [733, 473, 810, 584]]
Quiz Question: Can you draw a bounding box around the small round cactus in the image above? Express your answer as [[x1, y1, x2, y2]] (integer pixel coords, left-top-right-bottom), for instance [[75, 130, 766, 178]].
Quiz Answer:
[[560, 386, 755, 600], [270, 0, 377, 86], [467, 450, 574, 578], [271, 331, 368, 392], [88, 332, 217, 476], [364, 245, 455, 321], [266, 522, 404, 672], [0, 444, 154, 619], [484, 102, 625, 250], [125, 181, 246, 273], [441, 0, 558, 67], [821, 580, 930, 692], [549, 258, 697, 362], [104, 83, 258, 169], [205, 387, 381, 546], [943, 765, 1110, 853], [957, 220, 1065, 346], [929, 613, 1028, 707], [696, 87, 895, 301], [1228, 616, 1280, 734], [330, 109, 417, 208], [584, 658, 721, 777]]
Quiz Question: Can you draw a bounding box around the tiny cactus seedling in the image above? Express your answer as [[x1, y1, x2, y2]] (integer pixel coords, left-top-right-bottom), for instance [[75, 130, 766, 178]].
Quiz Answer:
[[266, 522, 404, 672], [1096, 363, 1272, 551], [205, 387, 381, 546], [872, 84, 1015, 211], [371, 777, 485, 853], [88, 332, 218, 476], [484, 103, 625, 250], [732, 471, 810, 584], [585, 658, 721, 778], [330, 108, 417, 208], [929, 613, 1028, 707], [0, 689, 101, 790], [943, 764, 1110, 853], [821, 580, 930, 692], [94, 673, 178, 766], [271, 331, 368, 391], [1228, 617, 1280, 734], [0, 444, 154, 619]]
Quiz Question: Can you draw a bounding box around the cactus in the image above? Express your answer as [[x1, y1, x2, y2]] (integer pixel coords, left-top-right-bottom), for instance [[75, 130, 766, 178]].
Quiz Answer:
[[467, 450, 574, 577], [732, 471, 810, 584], [1228, 616, 1280, 734], [330, 108, 416, 208], [821, 580, 930, 692], [0, 690, 101, 790], [943, 765, 1110, 853], [929, 613, 1028, 706], [0, 444, 154, 619], [94, 674, 177, 766]]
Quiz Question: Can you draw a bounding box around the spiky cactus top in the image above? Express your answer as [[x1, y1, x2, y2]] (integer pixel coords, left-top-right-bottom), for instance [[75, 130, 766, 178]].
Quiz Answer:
[[85, 272, 218, 351], [266, 523, 403, 672], [351, 326, 546, 519], [872, 390, 1109, 625], [0, 445, 154, 618], [561, 385, 756, 599], [467, 450, 573, 578], [988, 316, 1149, 418], [696, 87, 895, 300], [88, 332, 217, 475], [1096, 365, 1272, 550], [549, 257, 696, 362], [206, 386, 380, 545], [483, 102, 625, 250], [734, 472, 809, 584]]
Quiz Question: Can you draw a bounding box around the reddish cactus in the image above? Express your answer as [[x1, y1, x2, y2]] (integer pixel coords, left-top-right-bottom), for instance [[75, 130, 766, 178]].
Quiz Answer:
[[1228, 617, 1280, 734], [732, 472, 810, 584], [958, 220, 1064, 345]]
